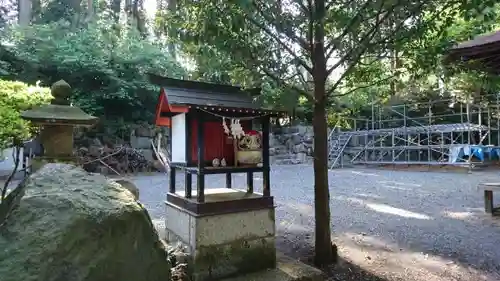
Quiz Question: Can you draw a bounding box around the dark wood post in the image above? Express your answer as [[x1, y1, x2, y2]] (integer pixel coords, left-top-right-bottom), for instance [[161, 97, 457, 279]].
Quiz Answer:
[[185, 113, 193, 198], [262, 115, 271, 196], [169, 166, 176, 193], [247, 172, 254, 193], [485, 190, 494, 214], [197, 116, 205, 202], [168, 120, 175, 193], [185, 174, 192, 198], [226, 173, 232, 189]]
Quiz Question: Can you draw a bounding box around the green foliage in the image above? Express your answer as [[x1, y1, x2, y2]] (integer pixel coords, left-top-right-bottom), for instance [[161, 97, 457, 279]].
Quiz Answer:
[[1, 19, 186, 125], [170, 0, 500, 125], [2, 0, 500, 131], [0, 79, 52, 149], [338, 3, 500, 120]]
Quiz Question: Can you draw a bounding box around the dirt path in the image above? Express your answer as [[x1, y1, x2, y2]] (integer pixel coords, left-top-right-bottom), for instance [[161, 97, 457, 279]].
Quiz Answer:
[[133, 165, 500, 281]]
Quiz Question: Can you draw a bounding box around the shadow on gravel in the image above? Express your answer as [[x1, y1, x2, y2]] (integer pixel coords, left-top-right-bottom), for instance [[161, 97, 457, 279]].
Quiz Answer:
[[277, 167, 500, 278], [134, 168, 500, 279], [276, 234, 393, 281], [327, 195, 500, 274], [278, 194, 500, 280]]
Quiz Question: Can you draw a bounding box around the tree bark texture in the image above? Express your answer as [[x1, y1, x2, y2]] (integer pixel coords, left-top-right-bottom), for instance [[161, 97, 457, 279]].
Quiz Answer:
[[167, 0, 177, 58], [86, 0, 94, 21], [312, 0, 335, 267], [312, 93, 334, 267], [18, 0, 31, 25]]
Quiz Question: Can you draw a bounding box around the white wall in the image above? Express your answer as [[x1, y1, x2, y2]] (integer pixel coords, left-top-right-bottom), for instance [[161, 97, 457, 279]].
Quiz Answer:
[[171, 113, 186, 163]]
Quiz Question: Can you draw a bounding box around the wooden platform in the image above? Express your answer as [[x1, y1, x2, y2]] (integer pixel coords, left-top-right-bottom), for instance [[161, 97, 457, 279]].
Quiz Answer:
[[174, 188, 262, 202], [166, 188, 274, 216]]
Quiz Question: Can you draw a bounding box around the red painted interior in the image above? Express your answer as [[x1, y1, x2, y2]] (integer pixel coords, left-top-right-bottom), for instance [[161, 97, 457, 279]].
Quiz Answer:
[[191, 119, 251, 166]]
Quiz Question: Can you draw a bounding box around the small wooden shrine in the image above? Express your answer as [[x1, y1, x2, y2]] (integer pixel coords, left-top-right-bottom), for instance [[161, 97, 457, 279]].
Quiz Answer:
[[150, 74, 286, 280], [152, 74, 286, 212], [445, 29, 500, 74]]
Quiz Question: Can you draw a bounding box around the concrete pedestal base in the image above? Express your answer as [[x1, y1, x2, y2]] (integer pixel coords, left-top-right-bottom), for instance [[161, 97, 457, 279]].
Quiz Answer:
[[165, 188, 276, 281]]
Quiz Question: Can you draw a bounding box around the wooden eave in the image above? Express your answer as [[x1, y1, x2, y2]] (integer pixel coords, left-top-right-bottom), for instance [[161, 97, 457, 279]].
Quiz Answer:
[[188, 104, 287, 118], [444, 30, 500, 74], [154, 82, 288, 126], [154, 88, 189, 126]]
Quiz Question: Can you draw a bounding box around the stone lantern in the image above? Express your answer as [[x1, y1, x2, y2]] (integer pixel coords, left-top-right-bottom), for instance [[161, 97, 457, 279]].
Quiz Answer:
[[20, 80, 98, 170]]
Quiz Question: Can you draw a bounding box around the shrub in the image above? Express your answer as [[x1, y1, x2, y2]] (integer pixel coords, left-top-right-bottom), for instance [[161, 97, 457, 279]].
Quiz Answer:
[[0, 80, 52, 149]]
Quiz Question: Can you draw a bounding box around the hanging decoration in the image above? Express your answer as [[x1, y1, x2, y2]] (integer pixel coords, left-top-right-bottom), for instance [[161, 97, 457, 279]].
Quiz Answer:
[[222, 117, 230, 135], [230, 119, 245, 139], [201, 106, 269, 139], [222, 117, 245, 139], [195, 107, 269, 167]]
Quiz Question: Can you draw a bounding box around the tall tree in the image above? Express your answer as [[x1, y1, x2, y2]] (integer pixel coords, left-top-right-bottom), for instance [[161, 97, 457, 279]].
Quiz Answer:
[[171, 0, 496, 266], [18, 0, 31, 25]]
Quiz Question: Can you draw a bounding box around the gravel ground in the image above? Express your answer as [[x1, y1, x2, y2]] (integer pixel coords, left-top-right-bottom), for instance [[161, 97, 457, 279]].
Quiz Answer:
[[132, 165, 500, 281]]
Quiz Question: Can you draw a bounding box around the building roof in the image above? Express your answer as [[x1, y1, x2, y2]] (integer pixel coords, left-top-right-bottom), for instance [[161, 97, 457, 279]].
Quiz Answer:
[[445, 30, 500, 74], [452, 30, 500, 50], [149, 74, 263, 110]]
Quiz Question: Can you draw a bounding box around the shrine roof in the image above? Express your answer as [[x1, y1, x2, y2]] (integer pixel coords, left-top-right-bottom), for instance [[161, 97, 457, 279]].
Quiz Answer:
[[452, 30, 500, 50], [149, 74, 263, 110], [444, 30, 500, 74]]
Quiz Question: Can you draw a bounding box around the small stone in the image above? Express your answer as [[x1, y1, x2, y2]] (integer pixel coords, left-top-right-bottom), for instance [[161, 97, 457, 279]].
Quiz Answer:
[[91, 138, 102, 146], [135, 127, 155, 138], [153, 160, 167, 172], [88, 145, 101, 157], [296, 152, 307, 163], [291, 133, 302, 145], [96, 166, 109, 175], [111, 178, 140, 200], [293, 144, 307, 153]]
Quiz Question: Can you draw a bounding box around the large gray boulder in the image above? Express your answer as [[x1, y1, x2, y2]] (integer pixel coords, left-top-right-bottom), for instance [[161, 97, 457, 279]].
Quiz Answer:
[[0, 163, 170, 281]]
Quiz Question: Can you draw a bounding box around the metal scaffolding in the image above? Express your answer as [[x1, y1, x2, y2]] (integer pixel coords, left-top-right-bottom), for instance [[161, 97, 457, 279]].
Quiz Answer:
[[328, 96, 500, 170]]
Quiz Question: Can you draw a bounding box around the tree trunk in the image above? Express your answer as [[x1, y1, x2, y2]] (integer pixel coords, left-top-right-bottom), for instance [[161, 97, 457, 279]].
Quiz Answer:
[[167, 0, 177, 58], [31, 0, 40, 22], [86, 0, 94, 21], [312, 0, 335, 267], [154, 0, 164, 38], [18, 0, 31, 25], [125, 0, 132, 22], [312, 93, 334, 267], [132, 0, 147, 37], [111, 0, 121, 23]]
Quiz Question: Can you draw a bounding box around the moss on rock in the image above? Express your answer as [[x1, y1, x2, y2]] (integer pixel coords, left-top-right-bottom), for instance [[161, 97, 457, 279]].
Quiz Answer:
[[0, 163, 170, 281]]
